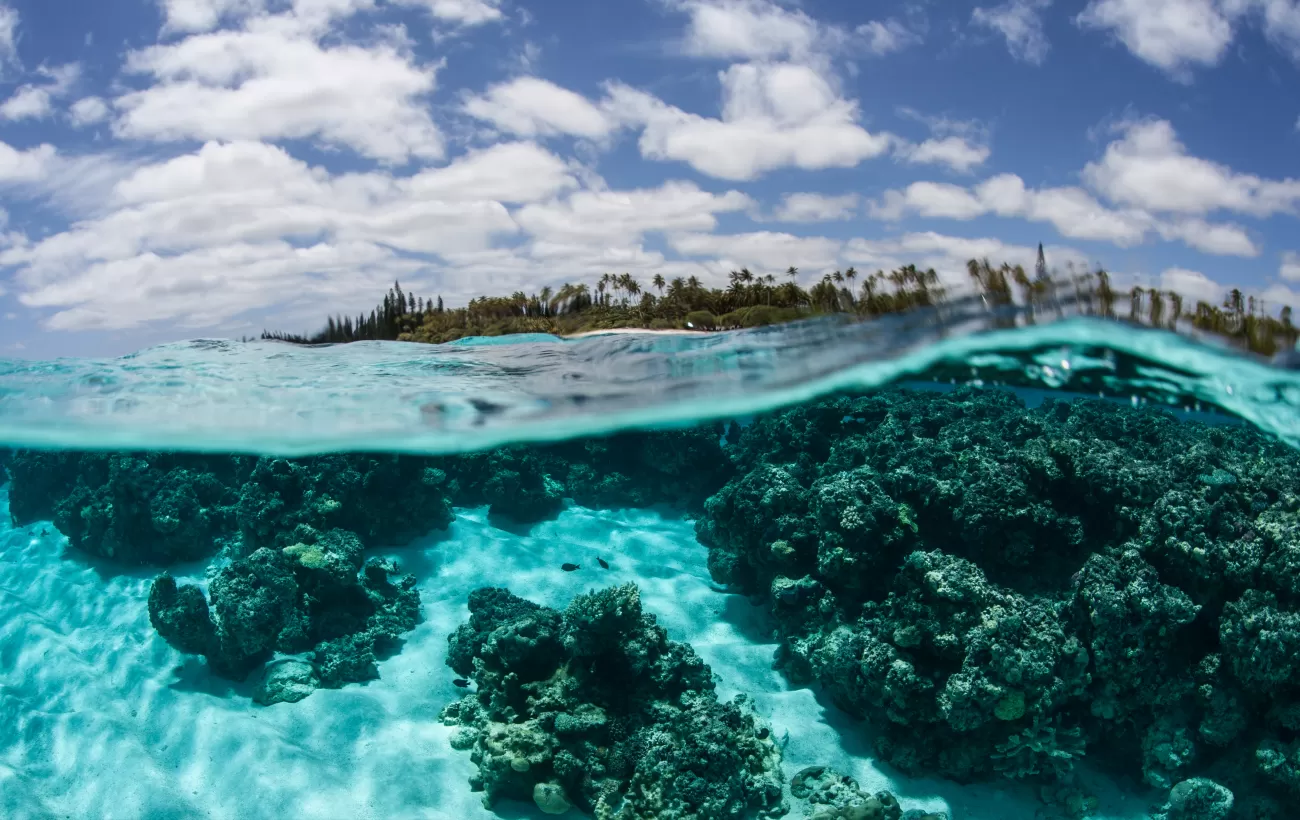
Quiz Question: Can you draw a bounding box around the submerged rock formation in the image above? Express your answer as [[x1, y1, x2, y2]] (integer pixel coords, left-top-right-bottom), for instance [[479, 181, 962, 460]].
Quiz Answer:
[[4, 429, 728, 704], [440, 583, 787, 819], [697, 387, 1300, 817], [148, 526, 419, 702], [6, 426, 728, 562], [6, 451, 454, 564]]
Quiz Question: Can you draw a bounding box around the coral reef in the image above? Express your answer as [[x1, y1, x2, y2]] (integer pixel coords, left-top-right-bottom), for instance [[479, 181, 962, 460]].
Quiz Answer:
[[440, 583, 787, 819], [7, 427, 728, 561], [148, 527, 419, 701], [787, 765, 948, 820], [697, 387, 1300, 816]]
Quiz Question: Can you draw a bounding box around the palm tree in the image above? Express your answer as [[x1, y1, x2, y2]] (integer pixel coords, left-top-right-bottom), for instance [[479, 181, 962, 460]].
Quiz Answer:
[[786, 266, 798, 284], [653, 274, 665, 297]]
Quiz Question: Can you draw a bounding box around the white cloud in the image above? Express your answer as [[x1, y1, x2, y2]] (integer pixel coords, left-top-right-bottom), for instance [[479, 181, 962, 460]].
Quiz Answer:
[[769, 192, 858, 222], [604, 62, 892, 181], [1076, 0, 1300, 77], [0, 4, 18, 71], [0, 141, 56, 182], [158, 0, 266, 34], [673, 0, 821, 61], [0, 139, 586, 329], [973, 0, 1053, 64], [670, 230, 843, 274], [1082, 118, 1300, 216], [0, 86, 51, 120], [844, 231, 1090, 291], [895, 136, 991, 173], [391, 0, 504, 26], [1282, 250, 1300, 281], [670, 0, 919, 61], [1156, 218, 1259, 256], [68, 96, 111, 127], [1160, 266, 1227, 304], [463, 77, 614, 139], [115, 10, 443, 163], [1076, 0, 1235, 80], [856, 19, 923, 55], [400, 141, 581, 203], [514, 181, 751, 245], [0, 61, 81, 121], [871, 174, 1155, 246], [1260, 282, 1300, 311]]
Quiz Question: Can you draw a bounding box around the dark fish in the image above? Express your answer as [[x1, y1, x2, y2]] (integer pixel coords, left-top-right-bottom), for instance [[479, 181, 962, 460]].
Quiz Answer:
[[453, 678, 471, 688], [597, 557, 609, 570], [562, 563, 580, 572], [41, 529, 48, 536]]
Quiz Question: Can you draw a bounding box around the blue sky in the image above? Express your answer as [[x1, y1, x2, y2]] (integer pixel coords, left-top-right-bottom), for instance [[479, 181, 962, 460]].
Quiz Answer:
[[1, 0, 1299, 358]]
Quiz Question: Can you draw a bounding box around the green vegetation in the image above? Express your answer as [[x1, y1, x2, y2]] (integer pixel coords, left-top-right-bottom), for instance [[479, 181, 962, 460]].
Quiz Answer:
[[262, 247, 1300, 357]]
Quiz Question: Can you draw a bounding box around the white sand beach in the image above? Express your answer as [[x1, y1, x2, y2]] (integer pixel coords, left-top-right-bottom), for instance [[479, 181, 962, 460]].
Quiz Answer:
[[0, 487, 1156, 820], [560, 328, 717, 339]]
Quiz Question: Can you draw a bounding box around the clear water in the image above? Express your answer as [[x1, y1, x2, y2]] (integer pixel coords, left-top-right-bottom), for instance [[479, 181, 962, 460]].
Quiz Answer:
[[1, 311, 1297, 820]]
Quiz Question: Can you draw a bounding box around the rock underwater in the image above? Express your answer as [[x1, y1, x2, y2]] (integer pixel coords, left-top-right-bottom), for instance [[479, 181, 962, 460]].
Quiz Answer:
[[148, 526, 420, 702], [696, 387, 1300, 817], [440, 583, 788, 819]]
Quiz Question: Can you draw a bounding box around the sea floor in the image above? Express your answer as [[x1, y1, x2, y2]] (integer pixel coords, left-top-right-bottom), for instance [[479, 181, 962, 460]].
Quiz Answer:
[[0, 486, 1158, 820]]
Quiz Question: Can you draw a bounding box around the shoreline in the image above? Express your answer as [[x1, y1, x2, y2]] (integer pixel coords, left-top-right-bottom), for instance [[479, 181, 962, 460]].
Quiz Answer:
[[560, 327, 719, 339]]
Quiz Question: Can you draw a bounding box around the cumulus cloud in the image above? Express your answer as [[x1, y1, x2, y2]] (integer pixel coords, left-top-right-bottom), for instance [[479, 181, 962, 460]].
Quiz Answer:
[[157, 0, 266, 34], [895, 136, 991, 173], [670, 230, 843, 274], [1082, 118, 1300, 216], [0, 61, 80, 121], [1, 138, 758, 331], [1156, 218, 1259, 256], [669, 0, 920, 62], [116, 8, 443, 163], [870, 168, 1260, 256], [68, 96, 111, 127], [1282, 250, 1300, 281], [1076, 0, 1300, 78], [0, 139, 585, 329], [604, 62, 892, 181], [463, 77, 614, 140], [0, 141, 56, 183], [0, 86, 51, 120], [972, 0, 1054, 64], [769, 193, 859, 222], [844, 231, 1090, 292], [391, 0, 505, 26], [1160, 266, 1228, 305], [1076, 0, 1235, 80], [871, 175, 1156, 246]]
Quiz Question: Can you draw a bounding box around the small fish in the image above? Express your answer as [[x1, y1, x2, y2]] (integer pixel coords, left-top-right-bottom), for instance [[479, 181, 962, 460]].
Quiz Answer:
[[561, 563, 580, 572], [597, 557, 610, 570], [40, 529, 48, 536], [453, 678, 471, 688]]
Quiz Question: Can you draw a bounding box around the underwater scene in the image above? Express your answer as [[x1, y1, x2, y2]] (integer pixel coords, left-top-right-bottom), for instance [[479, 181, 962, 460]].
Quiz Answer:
[[3, 313, 1300, 820]]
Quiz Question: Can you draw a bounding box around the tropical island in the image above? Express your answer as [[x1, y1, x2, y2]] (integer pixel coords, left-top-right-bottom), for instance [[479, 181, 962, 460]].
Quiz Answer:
[[261, 248, 1300, 358]]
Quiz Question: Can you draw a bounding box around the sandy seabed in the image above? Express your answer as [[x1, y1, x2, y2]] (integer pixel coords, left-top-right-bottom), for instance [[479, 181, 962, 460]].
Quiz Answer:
[[0, 486, 1157, 820]]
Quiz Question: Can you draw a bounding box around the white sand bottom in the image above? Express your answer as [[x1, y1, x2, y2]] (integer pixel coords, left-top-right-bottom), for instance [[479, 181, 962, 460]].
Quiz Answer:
[[0, 488, 1155, 819]]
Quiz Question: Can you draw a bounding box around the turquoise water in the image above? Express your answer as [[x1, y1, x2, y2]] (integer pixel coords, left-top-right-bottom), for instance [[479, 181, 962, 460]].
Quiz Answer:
[[1, 314, 1298, 820]]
